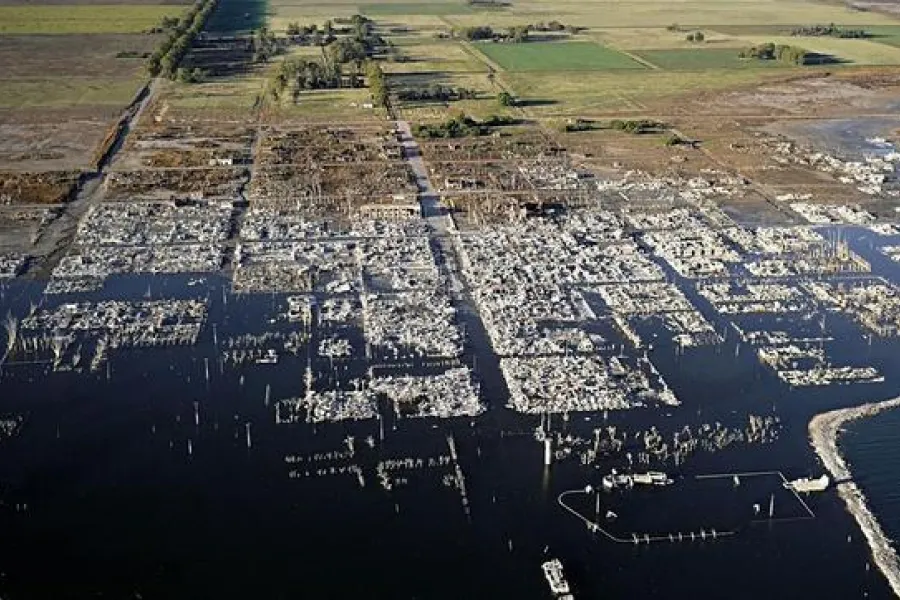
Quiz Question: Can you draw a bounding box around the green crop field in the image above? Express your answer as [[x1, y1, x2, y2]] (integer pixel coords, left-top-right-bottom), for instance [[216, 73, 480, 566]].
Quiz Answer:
[[499, 67, 801, 114], [474, 41, 646, 71], [0, 5, 186, 34], [862, 25, 900, 47], [635, 48, 789, 70]]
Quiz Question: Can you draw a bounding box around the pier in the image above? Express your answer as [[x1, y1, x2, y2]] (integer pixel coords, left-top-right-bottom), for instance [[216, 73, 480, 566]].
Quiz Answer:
[[557, 487, 737, 544], [694, 470, 816, 522]]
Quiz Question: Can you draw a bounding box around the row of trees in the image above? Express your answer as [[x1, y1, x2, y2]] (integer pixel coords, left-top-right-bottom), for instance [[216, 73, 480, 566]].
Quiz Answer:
[[285, 15, 380, 47], [497, 91, 515, 106], [145, 15, 181, 34], [529, 21, 582, 33], [610, 119, 666, 134], [791, 24, 868, 38], [327, 37, 370, 64], [562, 118, 599, 132], [175, 66, 207, 83], [685, 31, 705, 42], [451, 23, 577, 42], [252, 27, 280, 63], [396, 85, 476, 102], [266, 57, 388, 105], [268, 58, 364, 100], [413, 113, 517, 139], [453, 26, 497, 41], [286, 20, 335, 38], [451, 25, 528, 42], [145, 0, 218, 78], [367, 61, 388, 107], [265, 14, 390, 106], [739, 42, 810, 65]]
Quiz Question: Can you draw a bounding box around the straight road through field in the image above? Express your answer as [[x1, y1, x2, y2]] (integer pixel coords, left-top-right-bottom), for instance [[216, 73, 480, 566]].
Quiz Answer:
[[30, 77, 162, 276], [395, 119, 510, 410], [396, 120, 453, 234]]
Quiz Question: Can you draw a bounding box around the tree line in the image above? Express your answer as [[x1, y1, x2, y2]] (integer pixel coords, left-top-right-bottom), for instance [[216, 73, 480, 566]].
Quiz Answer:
[[396, 85, 476, 102], [739, 42, 810, 65], [451, 21, 580, 42], [284, 15, 384, 49], [145, 0, 218, 80], [266, 59, 387, 106], [252, 27, 280, 63], [367, 62, 387, 107], [414, 113, 518, 139], [267, 58, 362, 100], [265, 14, 391, 107], [791, 24, 868, 38]]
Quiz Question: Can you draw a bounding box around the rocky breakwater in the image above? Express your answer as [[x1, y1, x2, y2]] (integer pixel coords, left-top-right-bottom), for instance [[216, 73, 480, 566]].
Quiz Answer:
[[809, 397, 900, 598]]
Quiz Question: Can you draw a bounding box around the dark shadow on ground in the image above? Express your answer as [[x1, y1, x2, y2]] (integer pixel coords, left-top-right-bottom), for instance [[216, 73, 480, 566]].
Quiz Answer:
[[515, 98, 557, 107], [205, 0, 268, 34], [805, 52, 849, 65], [182, 0, 269, 79]]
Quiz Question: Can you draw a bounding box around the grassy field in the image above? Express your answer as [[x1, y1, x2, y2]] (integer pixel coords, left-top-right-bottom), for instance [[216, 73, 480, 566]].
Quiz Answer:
[[861, 25, 900, 48], [438, 0, 900, 29], [257, 0, 900, 121], [737, 34, 900, 65], [0, 5, 186, 34], [382, 41, 487, 73], [474, 41, 646, 71], [0, 76, 146, 108], [263, 87, 389, 121], [594, 27, 742, 50], [500, 67, 803, 114], [359, 3, 487, 16], [0, 34, 161, 78], [162, 77, 264, 110], [635, 48, 789, 70]]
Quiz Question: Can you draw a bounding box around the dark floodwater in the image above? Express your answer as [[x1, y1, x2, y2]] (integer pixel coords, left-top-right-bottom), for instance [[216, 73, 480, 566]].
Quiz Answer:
[[0, 228, 899, 599], [843, 407, 900, 548]]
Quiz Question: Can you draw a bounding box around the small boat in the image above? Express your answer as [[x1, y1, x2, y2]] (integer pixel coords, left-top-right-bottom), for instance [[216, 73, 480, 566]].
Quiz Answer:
[[783, 474, 829, 493], [541, 559, 571, 596]]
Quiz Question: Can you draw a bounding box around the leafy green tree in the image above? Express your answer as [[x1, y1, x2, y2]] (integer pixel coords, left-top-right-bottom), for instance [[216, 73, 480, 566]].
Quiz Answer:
[[366, 61, 388, 107]]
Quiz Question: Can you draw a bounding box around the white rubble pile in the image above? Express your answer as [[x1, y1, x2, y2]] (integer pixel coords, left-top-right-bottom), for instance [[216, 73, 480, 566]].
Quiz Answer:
[[77, 200, 231, 245], [370, 368, 483, 418], [501, 354, 678, 414], [789, 202, 875, 225], [288, 389, 378, 422], [233, 240, 359, 293], [362, 291, 462, 358], [21, 299, 207, 347], [361, 235, 440, 291], [697, 281, 811, 314], [0, 253, 27, 279]]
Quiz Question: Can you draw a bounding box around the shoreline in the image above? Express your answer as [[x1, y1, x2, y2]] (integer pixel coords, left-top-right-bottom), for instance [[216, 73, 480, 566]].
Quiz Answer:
[[809, 397, 900, 599]]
